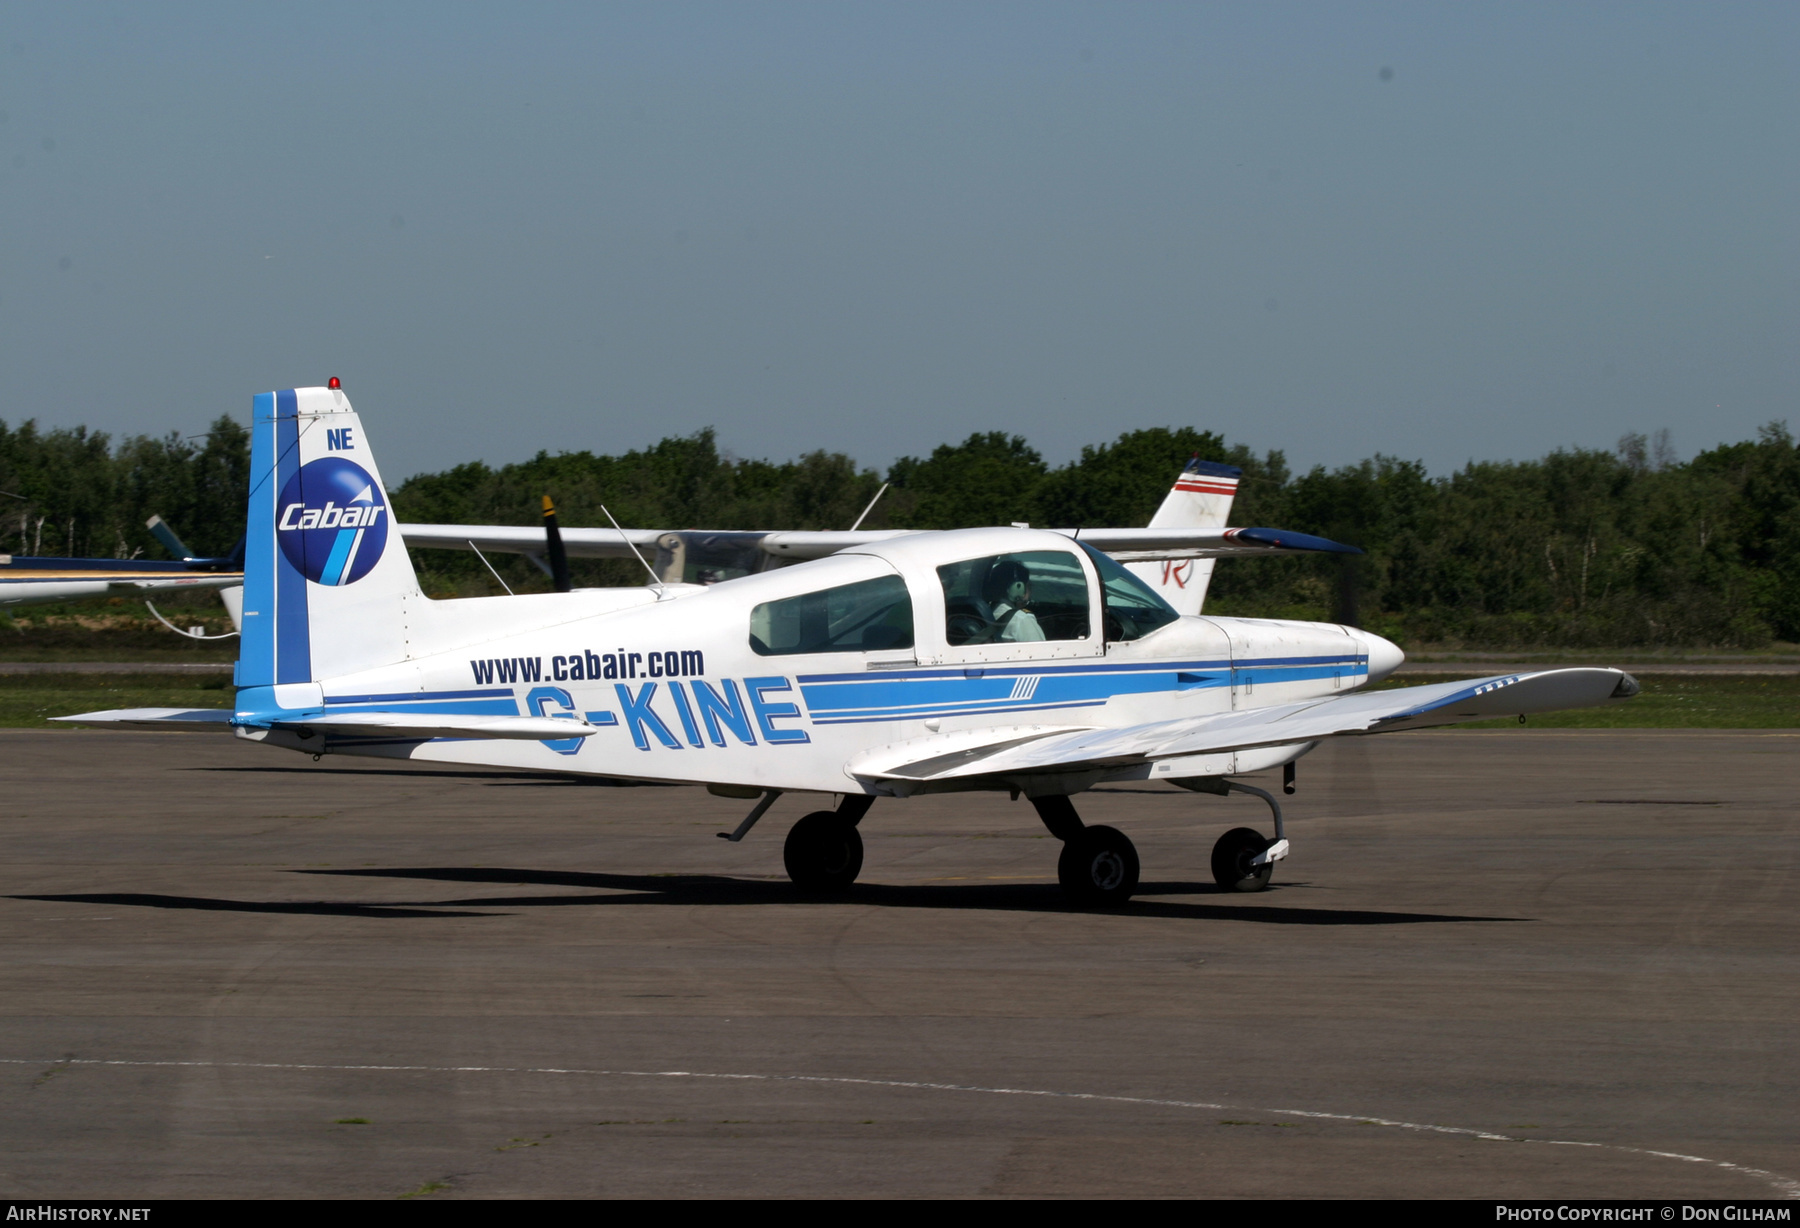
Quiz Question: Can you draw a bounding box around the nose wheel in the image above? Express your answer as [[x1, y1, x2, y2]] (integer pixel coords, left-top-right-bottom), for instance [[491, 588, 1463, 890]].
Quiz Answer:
[[1211, 826, 1276, 892], [1208, 781, 1290, 892]]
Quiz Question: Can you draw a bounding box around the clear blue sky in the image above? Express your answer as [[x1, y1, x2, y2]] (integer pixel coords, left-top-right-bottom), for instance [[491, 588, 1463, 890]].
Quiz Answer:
[[2, 2, 1794, 481]]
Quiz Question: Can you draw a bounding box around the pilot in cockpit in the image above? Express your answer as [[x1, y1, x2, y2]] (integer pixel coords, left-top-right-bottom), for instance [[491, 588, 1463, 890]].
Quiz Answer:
[[984, 559, 1046, 642]]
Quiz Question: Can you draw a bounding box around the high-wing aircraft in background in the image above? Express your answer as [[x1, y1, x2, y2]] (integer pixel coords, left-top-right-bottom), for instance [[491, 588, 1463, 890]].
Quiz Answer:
[[1, 516, 243, 617], [395, 454, 1281, 613], [59, 386, 1639, 905]]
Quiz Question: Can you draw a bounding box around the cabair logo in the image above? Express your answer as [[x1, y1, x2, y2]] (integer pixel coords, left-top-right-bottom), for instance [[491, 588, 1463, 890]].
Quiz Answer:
[[277, 457, 389, 586]]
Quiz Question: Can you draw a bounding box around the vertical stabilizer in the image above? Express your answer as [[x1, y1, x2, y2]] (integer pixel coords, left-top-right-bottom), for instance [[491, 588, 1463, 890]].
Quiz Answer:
[[236, 386, 420, 692], [1125, 457, 1241, 616]]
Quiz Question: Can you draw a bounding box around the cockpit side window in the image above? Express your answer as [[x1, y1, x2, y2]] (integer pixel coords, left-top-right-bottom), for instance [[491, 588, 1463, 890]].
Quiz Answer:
[[936, 550, 1090, 646], [749, 574, 915, 656], [1078, 543, 1181, 642]]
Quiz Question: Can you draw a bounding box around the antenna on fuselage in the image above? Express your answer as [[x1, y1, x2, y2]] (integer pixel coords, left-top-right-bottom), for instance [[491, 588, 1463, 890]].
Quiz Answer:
[[599, 503, 665, 596]]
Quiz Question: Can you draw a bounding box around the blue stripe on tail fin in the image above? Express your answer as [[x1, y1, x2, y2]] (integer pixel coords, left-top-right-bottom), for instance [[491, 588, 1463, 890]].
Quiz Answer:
[[272, 391, 312, 683], [236, 395, 274, 688]]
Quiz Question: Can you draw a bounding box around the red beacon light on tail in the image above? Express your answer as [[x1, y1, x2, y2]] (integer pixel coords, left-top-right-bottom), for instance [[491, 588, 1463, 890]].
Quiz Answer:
[[327, 376, 341, 390]]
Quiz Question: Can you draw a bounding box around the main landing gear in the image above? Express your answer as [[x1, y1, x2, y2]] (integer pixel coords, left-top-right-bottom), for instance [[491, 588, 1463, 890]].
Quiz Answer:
[[1032, 796, 1141, 907], [782, 796, 875, 895], [735, 774, 1290, 904]]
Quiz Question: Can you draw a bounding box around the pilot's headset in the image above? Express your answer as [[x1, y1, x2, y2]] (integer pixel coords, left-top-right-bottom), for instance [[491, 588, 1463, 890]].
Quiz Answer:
[[983, 559, 1031, 611]]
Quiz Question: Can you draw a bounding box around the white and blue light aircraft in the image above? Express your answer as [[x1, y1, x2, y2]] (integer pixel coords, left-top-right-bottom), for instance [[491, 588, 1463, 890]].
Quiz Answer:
[[59, 386, 1640, 905]]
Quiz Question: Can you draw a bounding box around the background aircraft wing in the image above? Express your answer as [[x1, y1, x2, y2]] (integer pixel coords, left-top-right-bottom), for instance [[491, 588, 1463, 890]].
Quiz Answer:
[[399, 523, 1356, 564], [758, 527, 1357, 560], [104, 575, 243, 592], [848, 668, 1638, 786], [1062, 526, 1360, 561], [399, 522, 664, 559]]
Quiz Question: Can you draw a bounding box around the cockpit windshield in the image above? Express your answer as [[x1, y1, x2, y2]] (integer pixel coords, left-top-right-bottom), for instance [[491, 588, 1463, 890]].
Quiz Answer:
[[1078, 543, 1181, 642]]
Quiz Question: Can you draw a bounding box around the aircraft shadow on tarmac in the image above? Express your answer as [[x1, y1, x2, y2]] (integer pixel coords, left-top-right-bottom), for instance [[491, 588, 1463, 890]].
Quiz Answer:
[[145, 768, 1526, 922], [6, 891, 493, 919], [318, 868, 1522, 924], [7, 864, 1526, 921], [7, 868, 1520, 925]]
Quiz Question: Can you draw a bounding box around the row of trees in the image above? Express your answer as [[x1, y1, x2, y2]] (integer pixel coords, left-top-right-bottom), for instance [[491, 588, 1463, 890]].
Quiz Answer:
[[0, 417, 250, 563], [4, 414, 1797, 647]]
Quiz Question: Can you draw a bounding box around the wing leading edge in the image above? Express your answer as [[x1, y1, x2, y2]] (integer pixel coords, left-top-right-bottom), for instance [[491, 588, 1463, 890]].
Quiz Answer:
[[847, 668, 1640, 787]]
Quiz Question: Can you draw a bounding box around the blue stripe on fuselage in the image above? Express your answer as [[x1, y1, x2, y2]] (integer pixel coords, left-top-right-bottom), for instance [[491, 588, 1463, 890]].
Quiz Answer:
[[326, 688, 516, 705], [798, 655, 1367, 724], [321, 698, 521, 717]]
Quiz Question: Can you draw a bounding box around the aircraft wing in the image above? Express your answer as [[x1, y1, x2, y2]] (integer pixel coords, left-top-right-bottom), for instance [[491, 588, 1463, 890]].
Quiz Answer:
[[399, 522, 664, 559], [1, 568, 243, 608], [1061, 526, 1360, 561], [103, 575, 243, 592], [398, 523, 1356, 564], [757, 526, 1358, 561], [847, 668, 1638, 786], [52, 708, 598, 741]]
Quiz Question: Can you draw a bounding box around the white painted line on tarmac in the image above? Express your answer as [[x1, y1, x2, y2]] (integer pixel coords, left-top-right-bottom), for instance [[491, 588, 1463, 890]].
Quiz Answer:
[[5, 1056, 1795, 1196]]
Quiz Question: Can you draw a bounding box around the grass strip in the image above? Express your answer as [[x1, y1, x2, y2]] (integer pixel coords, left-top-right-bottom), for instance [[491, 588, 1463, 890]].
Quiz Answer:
[[0, 672, 234, 728]]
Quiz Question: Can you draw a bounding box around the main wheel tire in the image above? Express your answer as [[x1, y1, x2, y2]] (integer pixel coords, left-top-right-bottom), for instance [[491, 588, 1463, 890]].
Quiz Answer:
[[783, 811, 864, 894], [1211, 826, 1275, 892], [1057, 824, 1140, 907]]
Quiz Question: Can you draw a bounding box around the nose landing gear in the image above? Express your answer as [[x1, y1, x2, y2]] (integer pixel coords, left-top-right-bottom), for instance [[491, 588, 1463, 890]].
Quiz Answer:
[[1208, 781, 1289, 893], [1212, 826, 1276, 892]]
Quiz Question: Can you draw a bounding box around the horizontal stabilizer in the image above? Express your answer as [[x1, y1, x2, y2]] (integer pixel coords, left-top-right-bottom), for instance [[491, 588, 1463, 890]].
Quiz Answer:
[[52, 708, 236, 732], [849, 668, 1637, 785], [53, 708, 597, 742]]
